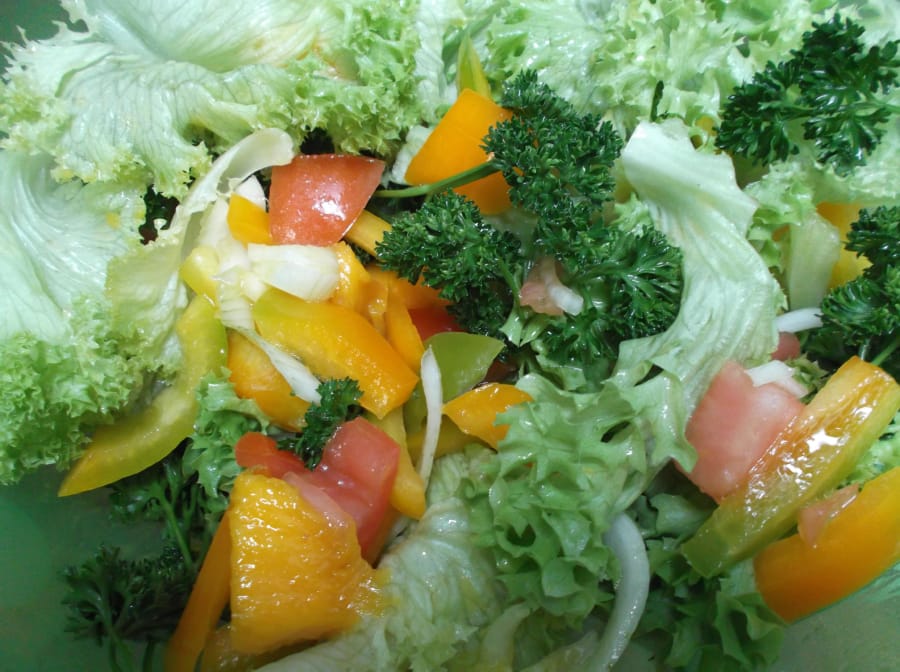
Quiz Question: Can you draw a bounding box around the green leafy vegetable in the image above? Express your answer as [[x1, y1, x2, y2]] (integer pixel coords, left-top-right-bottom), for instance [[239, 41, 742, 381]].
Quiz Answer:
[[378, 70, 683, 386], [62, 544, 193, 672], [280, 378, 364, 469], [804, 205, 900, 379], [716, 14, 900, 174]]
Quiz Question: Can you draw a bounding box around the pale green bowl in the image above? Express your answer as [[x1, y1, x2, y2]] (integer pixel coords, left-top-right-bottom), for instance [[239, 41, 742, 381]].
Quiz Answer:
[[0, 4, 897, 671]]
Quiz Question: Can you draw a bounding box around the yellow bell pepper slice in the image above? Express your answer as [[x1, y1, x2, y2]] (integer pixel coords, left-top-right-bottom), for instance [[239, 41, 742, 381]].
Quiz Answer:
[[344, 209, 390, 257], [180, 246, 220, 305], [682, 356, 900, 577], [164, 513, 232, 672], [329, 241, 372, 316], [816, 201, 870, 288], [227, 194, 272, 245], [443, 383, 533, 449], [754, 466, 900, 622], [59, 297, 227, 496], [252, 289, 418, 418]]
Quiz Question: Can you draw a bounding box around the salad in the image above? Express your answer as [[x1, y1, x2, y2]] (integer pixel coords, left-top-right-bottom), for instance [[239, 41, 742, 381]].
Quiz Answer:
[[1, 0, 899, 670]]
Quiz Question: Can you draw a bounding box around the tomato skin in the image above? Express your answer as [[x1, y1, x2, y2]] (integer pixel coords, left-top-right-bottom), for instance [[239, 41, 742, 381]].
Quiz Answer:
[[268, 154, 385, 246], [233, 418, 400, 559]]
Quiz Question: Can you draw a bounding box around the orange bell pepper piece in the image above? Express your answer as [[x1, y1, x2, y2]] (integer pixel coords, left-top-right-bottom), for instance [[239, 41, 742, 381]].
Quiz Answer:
[[405, 88, 514, 214], [227, 194, 272, 245], [164, 514, 232, 672], [443, 383, 533, 449], [227, 330, 309, 431], [754, 466, 900, 622], [384, 296, 425, 372], [252, 289, 418, 418]]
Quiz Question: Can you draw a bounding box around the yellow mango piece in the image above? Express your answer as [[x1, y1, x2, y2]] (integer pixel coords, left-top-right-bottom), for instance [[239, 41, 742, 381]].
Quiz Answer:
[[228, 472, 386, 655]]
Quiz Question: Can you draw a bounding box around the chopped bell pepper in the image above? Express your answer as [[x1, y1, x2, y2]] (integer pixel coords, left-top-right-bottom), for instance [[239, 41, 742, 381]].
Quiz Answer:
[[443, 382, 533, 449], [405, 88, 514, 215], [753, 466, 900, 622], [227, 330, 309, 431], [681, 356, 900, 577], [180, 245, 220, 305], [252, 289, 418, 418], [329, 241, 372, 316], [59, 297, 227, 496], [164, 513, 232, 672], [227, 194, 272, 245], [344, 209, 390, 257]]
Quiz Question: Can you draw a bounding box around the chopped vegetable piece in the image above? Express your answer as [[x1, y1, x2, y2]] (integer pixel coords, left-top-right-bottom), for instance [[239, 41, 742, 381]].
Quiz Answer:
[[281, 378, 363, 469], [683, 360, 806, 502], [330, 241, 373, 315], [227, 471, 385, 655], [442, 383, 532, 449], [408, 304, 462, 342], [227, 330, 310, 431], [817, 202, 869, 288], [58, 297, 227, 496], [252, 289, 418, 418], [681, 356, 900, 576], [754, 466, 900, 622], [268, 154, 385, 246], [180, 246, 220, 305], [227, 194, 272, 245], [164, 514, 232, 672], [405, 88, 513, 214], [384, 293, 425, 371], [344, 210, 391, 257]]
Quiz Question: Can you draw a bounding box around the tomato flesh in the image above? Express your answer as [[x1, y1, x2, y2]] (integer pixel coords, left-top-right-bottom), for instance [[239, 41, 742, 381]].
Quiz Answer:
[[683, 360, 805, 501], [268, 154, 385, 246]]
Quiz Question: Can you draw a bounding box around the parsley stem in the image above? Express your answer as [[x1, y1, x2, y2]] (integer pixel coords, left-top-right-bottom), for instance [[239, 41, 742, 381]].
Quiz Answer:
[[374, 160, 499, 199]]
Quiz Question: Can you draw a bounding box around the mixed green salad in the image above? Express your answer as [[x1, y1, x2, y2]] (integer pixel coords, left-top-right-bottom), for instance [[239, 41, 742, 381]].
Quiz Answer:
[[2, 0, 899, 671]]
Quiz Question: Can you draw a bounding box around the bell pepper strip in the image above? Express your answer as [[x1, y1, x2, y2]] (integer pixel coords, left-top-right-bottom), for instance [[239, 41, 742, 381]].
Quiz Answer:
[[164, 513, 232, 672], [344, 209, 390, 257], [268, 154, 385, 246], [227, 193, 272, 245], [456, 31, 492, 99], [252, 289, 418, 418], [408, 304, 462, 342], [681, 356, 900, 577], [227, 330, 309, 431], [427, 331, 505, 401], [368, 408, 426, 520], [816, 201, 869, 288], [443, 383, 533, 449], [405, 88, 514, 215], [753, 466, 900, 622], [59, 297, 227, 496], [384, 294, 425, 371], [179, 245, 220, 306], [362, 267, 391, 335], [796, 482, 859, 547], [329, 241, 372, 316]]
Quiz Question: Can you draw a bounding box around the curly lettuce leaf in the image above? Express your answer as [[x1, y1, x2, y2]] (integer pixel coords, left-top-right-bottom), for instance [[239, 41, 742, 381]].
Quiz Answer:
[[1, 0, 421, 198]]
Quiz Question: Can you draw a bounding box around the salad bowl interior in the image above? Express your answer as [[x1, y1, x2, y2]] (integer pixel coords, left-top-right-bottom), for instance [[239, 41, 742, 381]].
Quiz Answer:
[[0, 3, 897, 671]]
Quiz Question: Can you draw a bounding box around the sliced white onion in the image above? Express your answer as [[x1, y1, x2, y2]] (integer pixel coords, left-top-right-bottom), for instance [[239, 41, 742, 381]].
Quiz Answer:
[[417, 346, 443, 487], [538, 256, 584, 315], [247, 243, 339, 301], [746, 360, 809, 398], [590, 513, 650, 671], [775, 307, 823, 333], [232, 175, 267, 210], [239, 329, 322, 404], [215, 272, 254, 332]]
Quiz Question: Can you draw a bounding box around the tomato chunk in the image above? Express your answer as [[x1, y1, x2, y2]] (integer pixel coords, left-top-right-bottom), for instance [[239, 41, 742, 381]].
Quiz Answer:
[[233, 418, 400, 559], [268, 154, 385, 246], [684, 360, 805, 501]]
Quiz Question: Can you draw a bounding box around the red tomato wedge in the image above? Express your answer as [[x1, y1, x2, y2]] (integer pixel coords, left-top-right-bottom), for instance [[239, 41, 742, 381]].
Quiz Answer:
[[233, 418, 400, 559], [268, 154, 385, 246], [683, 360, 805, 502], [408, 304, 462, 342]]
